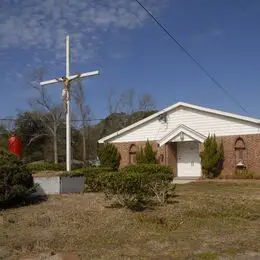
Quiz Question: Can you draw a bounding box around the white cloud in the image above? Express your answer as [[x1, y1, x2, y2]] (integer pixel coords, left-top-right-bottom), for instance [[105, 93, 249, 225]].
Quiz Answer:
[[0, 0, 168, 62]]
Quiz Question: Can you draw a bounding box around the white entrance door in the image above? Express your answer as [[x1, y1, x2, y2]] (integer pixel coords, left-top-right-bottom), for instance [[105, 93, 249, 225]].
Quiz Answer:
[[177, 142, 201, 177]]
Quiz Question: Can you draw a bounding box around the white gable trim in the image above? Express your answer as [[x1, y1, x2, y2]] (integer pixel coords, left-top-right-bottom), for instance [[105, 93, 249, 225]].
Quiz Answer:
[[171, 132, 195, 143], [98, 102, 259, 143], [158, 124, 206, 146]]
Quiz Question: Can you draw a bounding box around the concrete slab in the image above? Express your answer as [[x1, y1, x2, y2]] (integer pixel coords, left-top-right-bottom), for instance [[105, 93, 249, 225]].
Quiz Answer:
[[172, 179, 196, 184], [172, 177, 199, 184]]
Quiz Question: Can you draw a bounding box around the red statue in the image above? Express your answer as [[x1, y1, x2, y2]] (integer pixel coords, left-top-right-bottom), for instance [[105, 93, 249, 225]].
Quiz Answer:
[[8, 132, 22, 159]]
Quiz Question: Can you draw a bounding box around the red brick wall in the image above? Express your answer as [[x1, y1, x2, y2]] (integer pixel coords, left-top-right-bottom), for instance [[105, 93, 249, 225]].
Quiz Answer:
[[113, 141, 158, 168], [113, 133, 260, 177], [113, 141, 177, 175], [216, 134, 260, 176], [166, 143, 177, 176]]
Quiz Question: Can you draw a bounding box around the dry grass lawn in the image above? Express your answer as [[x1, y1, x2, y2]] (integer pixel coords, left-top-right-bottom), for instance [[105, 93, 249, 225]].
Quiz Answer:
[[0, 182, 260, 260]]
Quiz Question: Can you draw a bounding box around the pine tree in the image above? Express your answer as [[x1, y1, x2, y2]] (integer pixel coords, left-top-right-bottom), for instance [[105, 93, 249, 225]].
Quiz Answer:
[[144, 141, 157, 164], [136, 141, 157, 164], [98, 143, 121, 171], [136, 147, 145, 164], [200, 135, 224, 178]]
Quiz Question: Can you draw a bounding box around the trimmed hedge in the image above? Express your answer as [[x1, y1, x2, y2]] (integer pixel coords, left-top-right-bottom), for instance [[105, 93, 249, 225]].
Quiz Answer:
[[27, 162, 65, 172], [27, 162, 85, 172], [0, 152, 35, 207], [72, 167, 114, 175], [71, 164, 174, 193], [60, 164, 174, 195], [120, 164, 173, 181]]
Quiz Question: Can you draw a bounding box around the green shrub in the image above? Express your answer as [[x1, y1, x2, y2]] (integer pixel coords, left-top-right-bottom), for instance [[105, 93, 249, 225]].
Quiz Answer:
[[72, 167, 114, 175], [136, 141, 157, 164], [72, 167, 115, 192], [101, 171, 175, 209], [121, 164, 173, 181], [0, 152, 35, 207], [98, 143, 121, 171], [149, 180, 176, 205], [234, 169, 255, 179], [71, 163, 84, 170], [101, 171, 151, 208], [27, 162, 65, 172], [200, 135, 224, 178]]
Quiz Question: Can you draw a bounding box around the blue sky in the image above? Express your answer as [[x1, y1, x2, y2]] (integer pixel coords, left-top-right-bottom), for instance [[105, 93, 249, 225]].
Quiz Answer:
[[0, 0, 260, 119]]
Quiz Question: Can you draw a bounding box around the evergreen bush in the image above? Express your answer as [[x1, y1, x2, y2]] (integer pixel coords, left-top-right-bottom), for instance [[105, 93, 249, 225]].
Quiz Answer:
[[98, 143, 121, 171], [136, 141, 157, 164], [101, 170, 175, 209], [101, 171, 150, 208], [0, 152, 35, 207], [200, 135, 224, 178], [27, 162, 65, 172], [27, 161, 85, 172], [234, 170, 255, 179], [72, 167, 115, 192], [121, 164, 173, 181]]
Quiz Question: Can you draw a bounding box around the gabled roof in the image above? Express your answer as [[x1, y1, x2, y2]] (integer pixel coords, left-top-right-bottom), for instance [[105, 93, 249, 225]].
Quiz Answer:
[[158, 124, 206, 146], [98, 102, 260, 143]]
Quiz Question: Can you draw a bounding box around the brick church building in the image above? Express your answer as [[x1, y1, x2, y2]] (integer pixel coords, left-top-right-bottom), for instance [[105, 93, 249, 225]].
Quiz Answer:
[[98, 102, 260, 177]]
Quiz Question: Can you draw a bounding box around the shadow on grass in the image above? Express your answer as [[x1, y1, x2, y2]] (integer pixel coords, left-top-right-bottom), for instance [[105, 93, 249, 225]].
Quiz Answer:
[[25, 194, 48, 205], [105, 198, 180, 212], [105, 202, 155, 212], [0, 194, 48, 210]]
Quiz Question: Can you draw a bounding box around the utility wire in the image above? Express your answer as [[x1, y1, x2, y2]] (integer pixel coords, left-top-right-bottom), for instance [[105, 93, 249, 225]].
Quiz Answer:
[[134, 0, 250, 115], [0, 118, 105, 123]]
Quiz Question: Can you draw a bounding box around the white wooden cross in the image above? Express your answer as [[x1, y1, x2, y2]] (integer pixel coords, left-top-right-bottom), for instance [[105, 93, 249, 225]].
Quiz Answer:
[[40, 36, 100, 171]]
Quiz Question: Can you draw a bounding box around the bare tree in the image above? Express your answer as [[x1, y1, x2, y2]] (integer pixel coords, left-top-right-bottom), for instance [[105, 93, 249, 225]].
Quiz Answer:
[[139, 93, 156, 111], [0, 117, 16, 133], [121, 89, 135, 115], [106, 88, 137, 115], [106, 89, 124, 115], [72, 79, 92, 164], [107, 89, 156, 115], [28, 67, 64, 164]]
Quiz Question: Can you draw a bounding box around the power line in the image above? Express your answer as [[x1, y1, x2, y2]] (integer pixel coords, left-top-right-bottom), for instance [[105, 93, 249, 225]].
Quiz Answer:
[[134, 0, 250, 115], [0, 114, 151, 123], [0, 118, 105, 123]]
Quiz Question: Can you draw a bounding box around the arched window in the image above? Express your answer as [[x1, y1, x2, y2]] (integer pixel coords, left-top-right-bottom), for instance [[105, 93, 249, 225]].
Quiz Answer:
[[235, 137, 246, 165], [129, 144, 137, 164]]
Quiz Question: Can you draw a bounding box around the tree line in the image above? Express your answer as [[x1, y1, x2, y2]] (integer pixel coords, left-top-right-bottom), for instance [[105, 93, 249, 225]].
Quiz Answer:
[[0, 68, 157, 164]]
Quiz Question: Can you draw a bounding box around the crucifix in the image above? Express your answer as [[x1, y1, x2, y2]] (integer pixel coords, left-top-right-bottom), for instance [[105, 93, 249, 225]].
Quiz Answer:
[[40, 36, 100, 171]]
